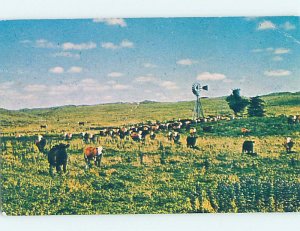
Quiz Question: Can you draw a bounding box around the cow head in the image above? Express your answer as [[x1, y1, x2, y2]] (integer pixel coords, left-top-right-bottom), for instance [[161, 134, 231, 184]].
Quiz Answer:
[[96, 146, 103, 154]]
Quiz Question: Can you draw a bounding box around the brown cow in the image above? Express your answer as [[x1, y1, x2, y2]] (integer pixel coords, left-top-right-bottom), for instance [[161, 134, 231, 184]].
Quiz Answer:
[[84, 146, 103, 169]]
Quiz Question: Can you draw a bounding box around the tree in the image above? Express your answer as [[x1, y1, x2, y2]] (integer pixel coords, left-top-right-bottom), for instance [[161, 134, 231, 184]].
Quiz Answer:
[[226, 89, 249, 116], [248, 96, 265, 117]]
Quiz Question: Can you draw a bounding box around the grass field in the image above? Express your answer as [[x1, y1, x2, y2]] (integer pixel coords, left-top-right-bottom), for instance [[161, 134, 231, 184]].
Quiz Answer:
[[1, 92, 300, 215]]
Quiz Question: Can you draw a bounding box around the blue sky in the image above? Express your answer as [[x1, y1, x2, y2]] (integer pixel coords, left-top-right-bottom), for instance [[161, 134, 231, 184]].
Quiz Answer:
[[0, 17, 299, 109]]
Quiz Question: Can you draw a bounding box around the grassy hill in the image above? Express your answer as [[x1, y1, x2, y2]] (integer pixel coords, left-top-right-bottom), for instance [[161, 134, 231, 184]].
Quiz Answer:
[[0, 92, 299, 134]]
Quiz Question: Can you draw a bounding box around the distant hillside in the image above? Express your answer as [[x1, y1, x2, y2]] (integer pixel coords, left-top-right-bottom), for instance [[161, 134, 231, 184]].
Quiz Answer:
[[0, 92, 299, 132]]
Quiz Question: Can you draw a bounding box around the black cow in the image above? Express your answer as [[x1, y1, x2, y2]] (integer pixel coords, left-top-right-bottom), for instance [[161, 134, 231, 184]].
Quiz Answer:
[[242, 141, 256, 155], [35, 135, 47, 153], [47, 143, 70, 176], [78, 121, 85, 126], [150, 131, 156, 140], [40, 125, 47, 129], [186, 136, 197, 148], [173, 132, 180, 144], [203, 126, 213, 132], [283, 137, 294, 153]]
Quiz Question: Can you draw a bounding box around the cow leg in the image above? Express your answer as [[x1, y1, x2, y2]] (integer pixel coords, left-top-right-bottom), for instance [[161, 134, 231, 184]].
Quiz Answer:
[[56, 165, 61, 173], [49, 165, 54, 177], [97, 155, 102, 167], [86, 159, 91, 169], [63, 163, 67, 173]]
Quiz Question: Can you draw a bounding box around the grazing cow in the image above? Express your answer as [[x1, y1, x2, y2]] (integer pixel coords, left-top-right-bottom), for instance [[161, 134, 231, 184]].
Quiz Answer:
[[167, 131, 173, 141], [47, 143, 70, 176], [84, 146, 103, 169], [242, 141, 255, 155], [189, 127, 197, 135], [99, 129, 108, 137], [78, 121, 85, 126], [90, 134, 98, 144], [40, 125, 47, 129], [63, 132, 72, 140], [35, 135, 47, 153], [83, 132, 90, 143], [187, 136, 197, 148], [283, 137, 294, 153], [119, 127, 128, 139], [150, 131, 156, 140], [203, 126, 213, 132], [173, 132, 180, 144], [241, 128, 251, 135], [131, 132, 142, 142]]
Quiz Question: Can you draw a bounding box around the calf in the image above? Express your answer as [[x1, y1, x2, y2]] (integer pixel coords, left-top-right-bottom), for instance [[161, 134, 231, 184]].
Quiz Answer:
[[173, 132, 180, 144], [63, 132, 72, 140], [186, 136, 197, 148], [35, 135, 47, 153], [150, 131, 156, 140], [242, 141, 255, 155], [84, 146, 103, 169], [203, 126, 213, 132], [131, 132, 142, 142], [47, 143, 70, 176], [167, 131, 173, 141], [189, 127, 197, 135], [241, 128, 251, 134], [283, 137, 294, 153]]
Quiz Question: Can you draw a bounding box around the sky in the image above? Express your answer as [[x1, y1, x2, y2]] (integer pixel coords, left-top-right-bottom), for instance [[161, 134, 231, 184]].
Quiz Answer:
[[0, 17, 299, 110]]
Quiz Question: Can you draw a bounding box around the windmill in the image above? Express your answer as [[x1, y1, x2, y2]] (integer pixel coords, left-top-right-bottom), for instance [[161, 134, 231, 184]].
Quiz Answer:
[[192, 82, 208, 119]]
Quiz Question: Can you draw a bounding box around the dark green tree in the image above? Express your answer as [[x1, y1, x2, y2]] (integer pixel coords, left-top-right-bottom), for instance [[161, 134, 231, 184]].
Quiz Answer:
[[226, 89, 249, 116], [247, 96, 265, 117]]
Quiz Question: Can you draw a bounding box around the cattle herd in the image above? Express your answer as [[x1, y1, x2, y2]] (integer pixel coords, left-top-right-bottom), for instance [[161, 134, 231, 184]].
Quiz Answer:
[[29, 115, 298, 177]]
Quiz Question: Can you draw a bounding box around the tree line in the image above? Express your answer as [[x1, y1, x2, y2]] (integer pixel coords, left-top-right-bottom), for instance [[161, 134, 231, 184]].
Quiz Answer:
[[226, 89, 266, 117]]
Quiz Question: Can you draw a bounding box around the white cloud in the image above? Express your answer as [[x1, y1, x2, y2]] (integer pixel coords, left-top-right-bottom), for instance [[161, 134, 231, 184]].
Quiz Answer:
[[197, 72, 226, 81], [35, 39, 57, 48], [112, 84, 131, 90], [101, 40, 134, 50], [24, 84, 47, 92], [120, 40, 134, 48], [280, 22, 296, 31], [272, 56, 283, 61], [273, 48, 290, 54], [20, 40, 31, 44], [49, 66, 64, 74], [101, 42, 119, 50], [264, 69, 291, 77], [67, 66, 83, 73], [52, 52, 80, 59], [93, 18, 127, 27], [135, 76, 157, 83], [62, 42, 96, 50], [80, 78, 97, 84], [159, 81, 178, 90], [257, 20, 276, 30], [176, 59, 197, 66], [108, 72, 124, 77], [143, 63, 157, 68], [107, 80, 117, 85], [0, 81, 14, 90]]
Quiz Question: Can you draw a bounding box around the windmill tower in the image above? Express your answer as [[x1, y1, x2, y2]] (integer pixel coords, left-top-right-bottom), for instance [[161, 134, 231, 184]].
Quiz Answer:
[[192, 82, 208, 119]]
